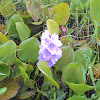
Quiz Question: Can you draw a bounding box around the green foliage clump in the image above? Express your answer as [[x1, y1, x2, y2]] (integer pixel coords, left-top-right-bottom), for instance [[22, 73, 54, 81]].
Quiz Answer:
[[0, 0, 100, 100]]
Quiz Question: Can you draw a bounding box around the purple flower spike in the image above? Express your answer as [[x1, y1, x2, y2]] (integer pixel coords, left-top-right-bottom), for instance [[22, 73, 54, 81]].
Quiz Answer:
[[38, 30, 62, 68], [61, 26, 66, 34]]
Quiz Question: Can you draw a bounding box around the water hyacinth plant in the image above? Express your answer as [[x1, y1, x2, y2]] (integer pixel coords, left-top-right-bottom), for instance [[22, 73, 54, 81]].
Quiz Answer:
[[38, 30, 62, 68], [0, 0, 100, 100]]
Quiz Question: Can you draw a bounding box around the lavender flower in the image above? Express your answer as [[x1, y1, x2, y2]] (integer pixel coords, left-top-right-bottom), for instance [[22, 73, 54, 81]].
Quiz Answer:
[[38, 30, 62, 68]]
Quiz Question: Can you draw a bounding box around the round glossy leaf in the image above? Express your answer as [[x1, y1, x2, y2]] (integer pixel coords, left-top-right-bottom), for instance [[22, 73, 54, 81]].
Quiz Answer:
[[0, 87, 7, 95], [0, 79, 21, 100], [37, 61, 59, 89], [66, 81, 94, 95], [75, 47, 92, 69], [19, 90, 36, 99], [7, 14, 24, 38], [62, 62, 85, 84], [50, 3, 70, 25], [67, 96, 87, 100], [0, 40, 16, 65], [0, 32, 8, 45], [54, 46, 75, 70], [17, 37, 40, 63], [0, 63, 10, 81], [16, 22, 31, 41], [47, 19, 59, 35], [26, 0, 42, 21], [1, 0, 16, 17], [90, 0, 100, 22]]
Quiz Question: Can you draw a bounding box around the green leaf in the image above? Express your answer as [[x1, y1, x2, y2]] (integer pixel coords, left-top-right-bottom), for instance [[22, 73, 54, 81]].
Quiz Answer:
[[0, 0, 16, 17], [47, 19, 59, 35], [62, 62, 85, 84], [50, 3, 70, 25], [0, 87, 7, 95], [0, 32, 8, 45], [19, 90, 36, 99], [57, 90, 67, 100], [37, 90, 48, 98], [66, 81, 94, 95], [26, 64, 34, 73], [14, 58, 27, 69], [17, 37, 40, 63], [26, 0, 42, 21], [91, 94, 98, 99], [70, 0, 86, 16], [54, 46, 75, 71], [97, 98, 100, 100], [0, 79, 21, 100], [95, 80, 100, 97], [31, 19, 44, 25], [0, 63, 10, 81], [0, 73, 6, 75], [92, 63, 100, 78], [0, 40, 16, 65], [42, 5, 49, 21], [16, 22, 31, 41], [14, 58, 27, 78], [60, 36, 74, 47], [19, 84, 28, 94], [37, 61, 59, 89], [67, 96, 87, 100], [19, 66, 29, 84], [75, 47, 92, 70], [90, 0, 100, 22], [7, 14, 24, 38], [17, 10, 31, 19]]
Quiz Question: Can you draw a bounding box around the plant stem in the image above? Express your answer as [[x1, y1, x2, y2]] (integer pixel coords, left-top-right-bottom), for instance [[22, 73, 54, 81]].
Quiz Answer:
[[69, 88, 72, 98], [51, 85, 54, 98]]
